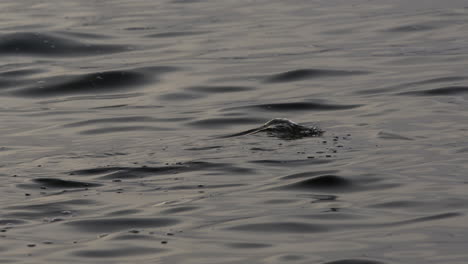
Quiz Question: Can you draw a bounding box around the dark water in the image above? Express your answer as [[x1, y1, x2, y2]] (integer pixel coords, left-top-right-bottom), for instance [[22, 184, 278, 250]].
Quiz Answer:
[[1, 0, 468, 263]]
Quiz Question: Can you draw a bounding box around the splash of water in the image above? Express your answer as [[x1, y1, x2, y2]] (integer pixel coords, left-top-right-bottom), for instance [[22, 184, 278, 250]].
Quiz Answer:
[[223, 118, 324, 140]]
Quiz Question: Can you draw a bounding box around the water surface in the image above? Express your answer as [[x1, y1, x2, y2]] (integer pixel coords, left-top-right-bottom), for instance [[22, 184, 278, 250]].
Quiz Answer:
[[1, 1, 468, 263]]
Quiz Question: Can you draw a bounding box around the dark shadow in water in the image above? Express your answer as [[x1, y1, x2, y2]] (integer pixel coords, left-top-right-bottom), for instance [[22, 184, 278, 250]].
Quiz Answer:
[[106, 209, 141, 216], [185, 85, 254, 93], [111, 234, 159, 241], [385, 24, 436, 33], [158, 92, 206, 101], [282, 175, 352, 191], [377, 131, 413, 141], [250, 159, 333, 166], [0, 32, 128, 57], [146, 31, 208, 38], [6, 199, 93, 211], [225, 212, 460, 235], [225, 242, 272, 249], [65, 217, 179, 233], [226, 222, 328, 233], [322, 260, 386, 264], [0, 79, 30, 90], [398, 86, 468, 96], [72, 246, 165, 258], [275, 172, 400, 193], [171, 0, 203, 3], [11, 66, 177, 97], [167, 183, 246, 190], [281, 170, 341, 180], [264, 69, 369, 83], [160, 206, 200, 215], [32, 178, 102, 188], [225, 102, 362, 112], [70, 161, 253, 180]]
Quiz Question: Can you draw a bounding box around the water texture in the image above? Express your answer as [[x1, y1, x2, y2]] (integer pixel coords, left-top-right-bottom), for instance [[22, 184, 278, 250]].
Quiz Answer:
[[1, 0, 468, 263]]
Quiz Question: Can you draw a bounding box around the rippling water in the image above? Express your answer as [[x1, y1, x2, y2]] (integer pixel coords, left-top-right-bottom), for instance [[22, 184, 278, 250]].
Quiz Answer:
[[1, 1, 468, 263]]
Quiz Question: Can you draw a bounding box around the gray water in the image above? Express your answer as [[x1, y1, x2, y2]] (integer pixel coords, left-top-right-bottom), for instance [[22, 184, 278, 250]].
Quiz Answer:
[[1, 1, 468, 263]]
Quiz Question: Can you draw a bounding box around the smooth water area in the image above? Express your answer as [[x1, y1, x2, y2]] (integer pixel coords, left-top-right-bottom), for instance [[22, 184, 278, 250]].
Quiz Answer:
[[1, 1, 468, 263]]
